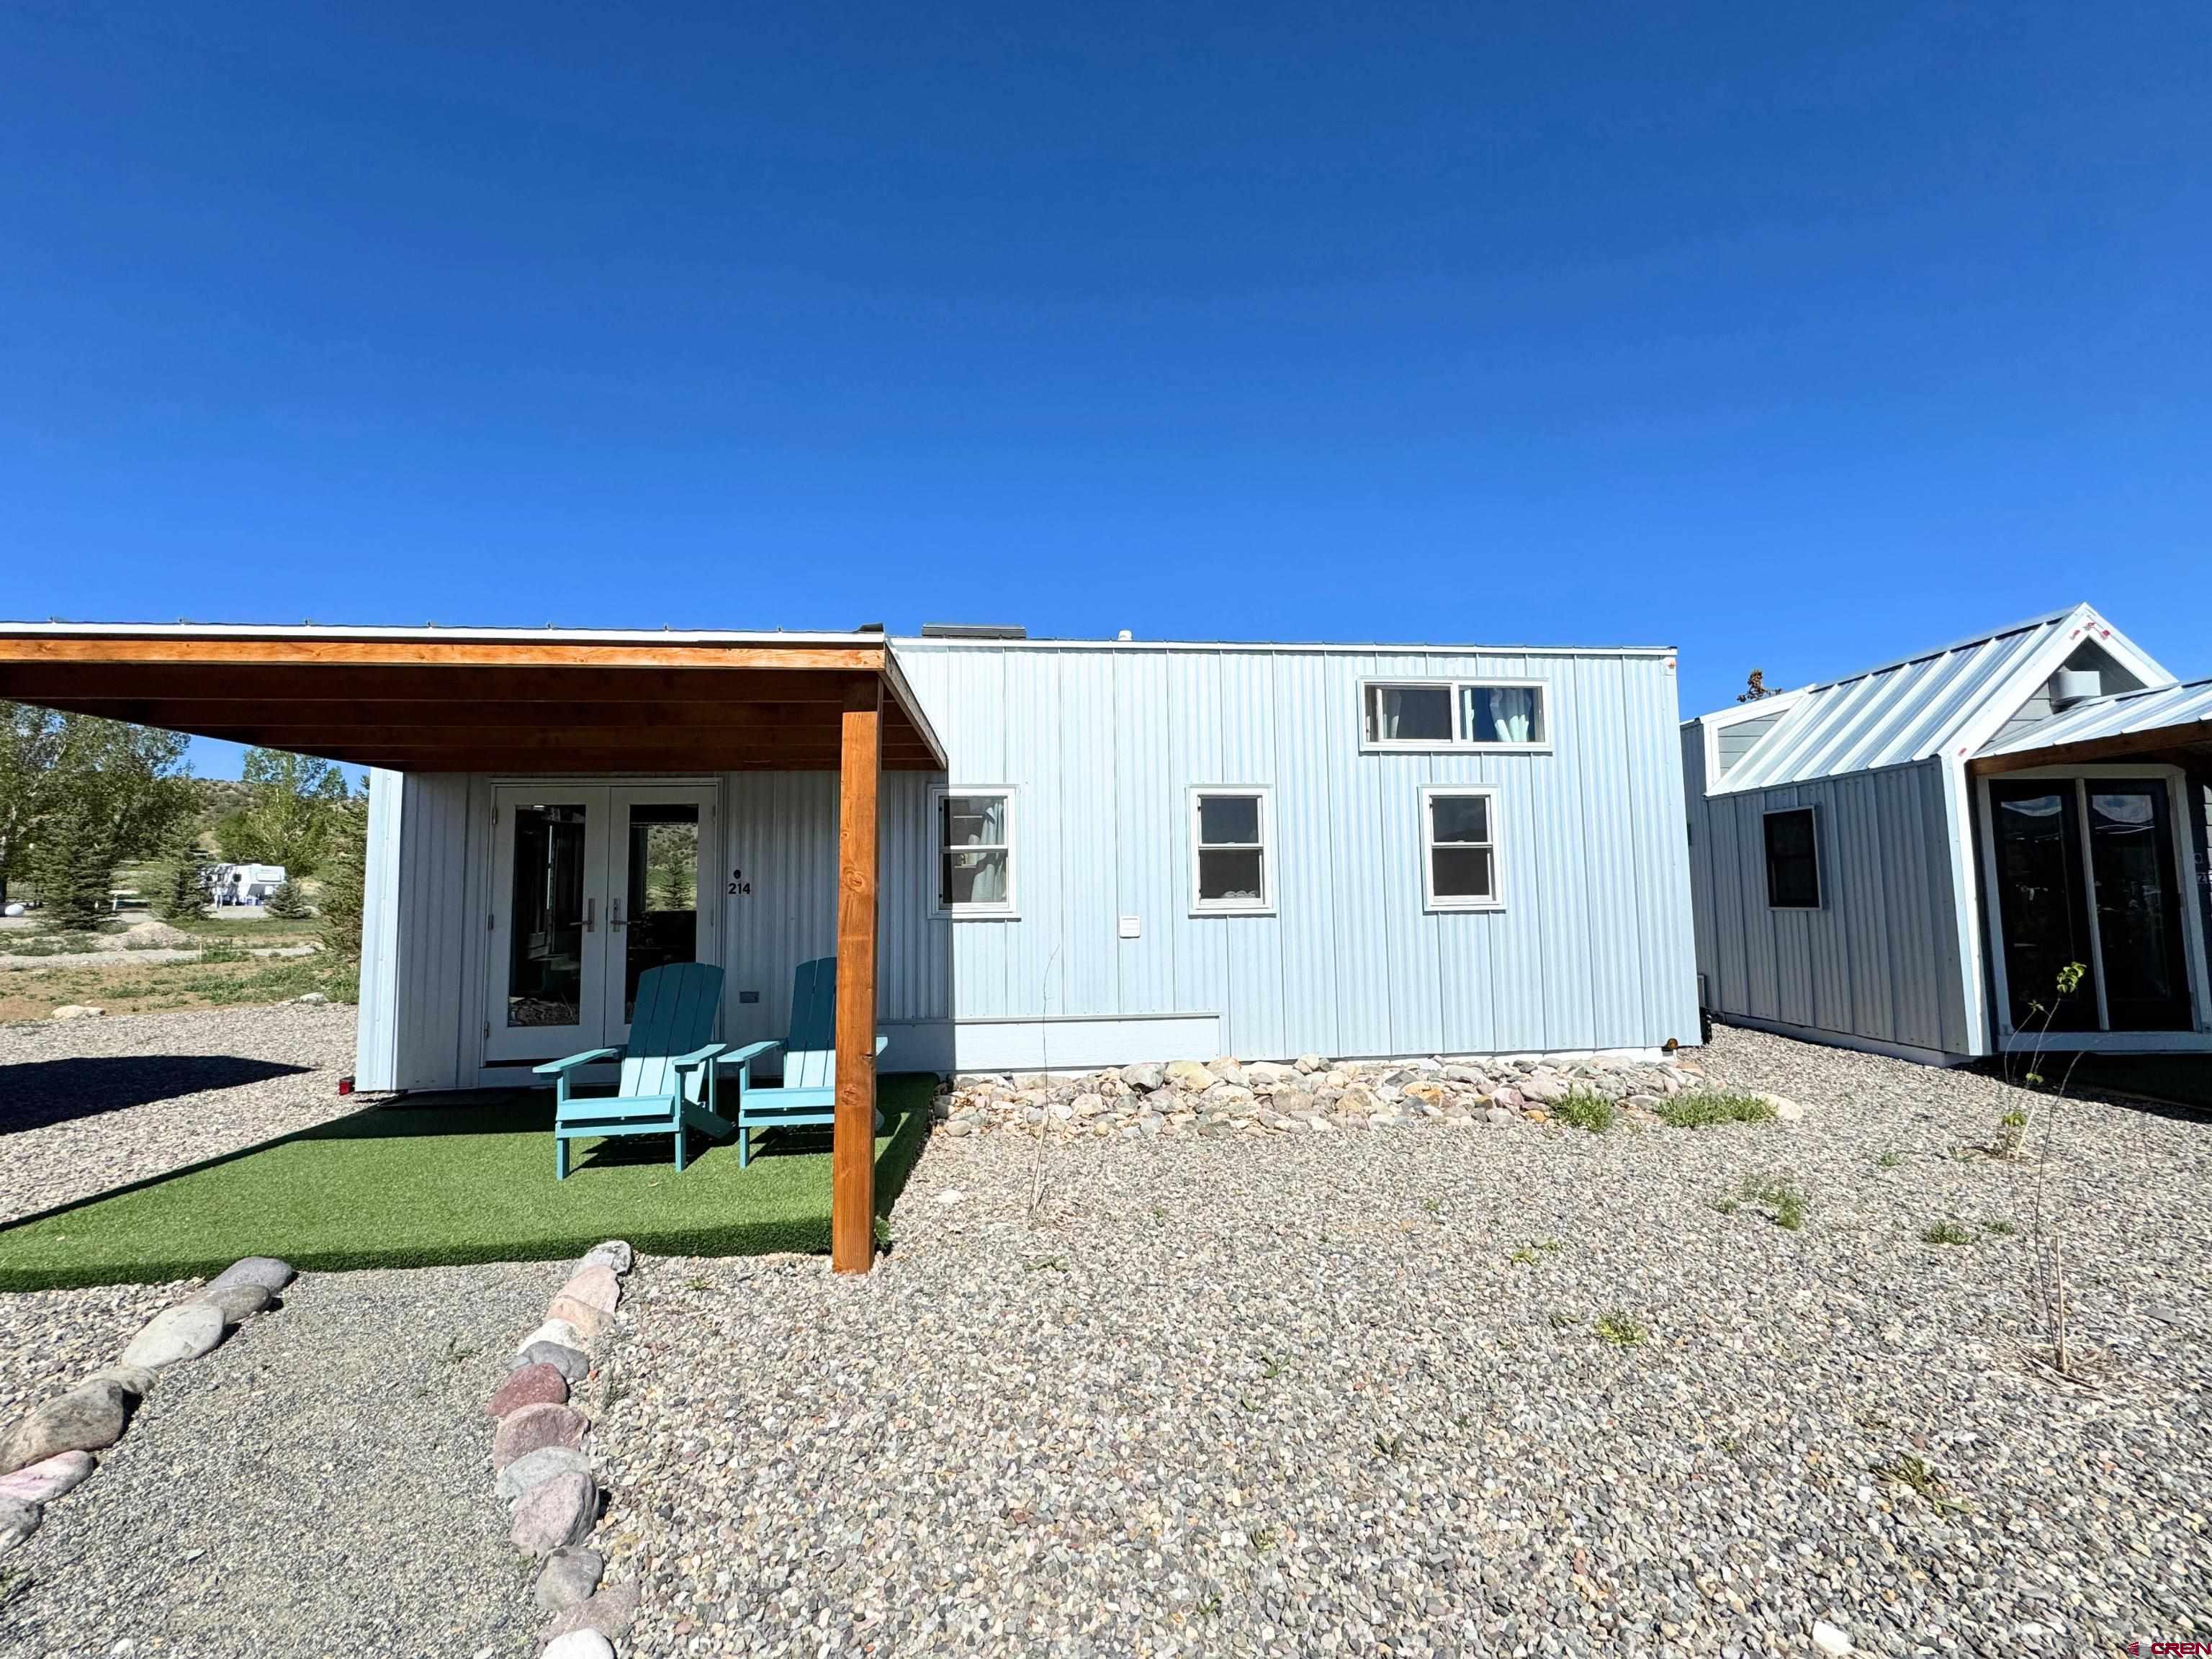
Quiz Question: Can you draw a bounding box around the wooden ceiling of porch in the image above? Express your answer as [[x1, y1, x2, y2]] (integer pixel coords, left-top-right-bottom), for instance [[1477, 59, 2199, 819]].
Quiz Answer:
[[0, 631, 947, 773]]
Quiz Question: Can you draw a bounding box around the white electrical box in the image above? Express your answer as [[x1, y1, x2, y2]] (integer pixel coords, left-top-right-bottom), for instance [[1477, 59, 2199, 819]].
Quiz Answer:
[[1118, 915, 1141, 939]]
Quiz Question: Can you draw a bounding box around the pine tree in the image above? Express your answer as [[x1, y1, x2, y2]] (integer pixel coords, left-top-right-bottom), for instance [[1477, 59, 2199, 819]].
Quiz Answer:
[[32, 793, 120, 930], [262, 877, 312, 920], [158, 823, 213, 920]]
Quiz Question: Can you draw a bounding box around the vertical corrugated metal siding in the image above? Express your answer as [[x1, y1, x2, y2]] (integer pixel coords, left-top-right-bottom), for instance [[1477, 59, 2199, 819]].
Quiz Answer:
[[892, 643, 1697, 1058], [358, 769, 478, 1091], [354, 768, 405, 1090], [1683, 729, 1971, 1053]]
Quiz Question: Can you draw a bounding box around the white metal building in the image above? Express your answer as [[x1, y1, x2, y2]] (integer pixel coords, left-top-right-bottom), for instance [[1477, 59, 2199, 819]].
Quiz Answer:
[[1682, 603, 2212, 1063]]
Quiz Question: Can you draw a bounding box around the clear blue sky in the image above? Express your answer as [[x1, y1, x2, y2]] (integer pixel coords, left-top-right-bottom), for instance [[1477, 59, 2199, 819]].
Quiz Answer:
[[4, 2, 2205, 776]]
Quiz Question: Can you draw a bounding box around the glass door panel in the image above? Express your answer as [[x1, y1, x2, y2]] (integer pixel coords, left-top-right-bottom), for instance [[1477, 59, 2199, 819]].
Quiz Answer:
[[1989, 782, 2100, 1032], [604, 786, 716, 1042], [487, 789, 609, 1063], [2086, 783, 2192, 1032]]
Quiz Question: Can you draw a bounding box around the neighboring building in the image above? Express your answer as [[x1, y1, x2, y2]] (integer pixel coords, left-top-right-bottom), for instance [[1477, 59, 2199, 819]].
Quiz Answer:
[[1683, 603, 2212, 1064], [0, 621, 1702, 1092]]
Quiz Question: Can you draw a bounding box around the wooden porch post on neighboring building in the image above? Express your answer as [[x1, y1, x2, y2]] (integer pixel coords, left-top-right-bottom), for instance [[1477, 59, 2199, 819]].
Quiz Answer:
[[832, 675, 882, 1273]]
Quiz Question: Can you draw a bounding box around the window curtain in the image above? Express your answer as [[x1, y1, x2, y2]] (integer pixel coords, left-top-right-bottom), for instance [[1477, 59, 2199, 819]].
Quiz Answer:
[[1478, 686, 1537, 742], [961, 853, 1007, 904]]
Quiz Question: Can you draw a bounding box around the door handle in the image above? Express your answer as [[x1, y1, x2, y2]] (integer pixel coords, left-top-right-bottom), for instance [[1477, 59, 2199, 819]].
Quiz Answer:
[[583, 897, 595, 933], [611, 901, 627, 932]]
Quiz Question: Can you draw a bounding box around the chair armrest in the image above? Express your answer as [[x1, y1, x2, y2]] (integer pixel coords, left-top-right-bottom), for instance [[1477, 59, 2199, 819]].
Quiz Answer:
[[534, 1047, 619, 1077], [670, 1042, 729, 1072], [719, 1039, 783, 1068]]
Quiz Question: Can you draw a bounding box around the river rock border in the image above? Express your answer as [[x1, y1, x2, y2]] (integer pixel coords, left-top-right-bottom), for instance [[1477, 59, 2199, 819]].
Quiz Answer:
[[937, 1049, 1700, 1141], [490, 1239, 640, 1659], [0, 1255, 295, 1554]]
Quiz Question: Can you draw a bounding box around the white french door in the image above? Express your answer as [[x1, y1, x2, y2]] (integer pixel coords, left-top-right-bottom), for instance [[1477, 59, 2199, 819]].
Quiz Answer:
[[485, 782, 719, 1065]]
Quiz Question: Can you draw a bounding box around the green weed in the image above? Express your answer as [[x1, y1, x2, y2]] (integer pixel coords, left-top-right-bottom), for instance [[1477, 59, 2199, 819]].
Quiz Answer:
[[1551, 1092, 1616, 1134], [1922, 1220, 1975, 1247], [1655, 1091, 1776, 1129], [1594, 1309, 1648, 1347]]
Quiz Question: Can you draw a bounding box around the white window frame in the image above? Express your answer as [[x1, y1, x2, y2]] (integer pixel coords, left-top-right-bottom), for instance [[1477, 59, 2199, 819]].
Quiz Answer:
[[1359, 678, 1552, 753], [1761, 804, 1822, 912], [929, 784, 1018, 920], [1420, 786, 1505, 912], [1188, 786, 1275, 916]]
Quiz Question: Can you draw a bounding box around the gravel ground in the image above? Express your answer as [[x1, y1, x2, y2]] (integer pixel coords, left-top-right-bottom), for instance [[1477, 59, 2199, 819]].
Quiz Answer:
[[1, 1262, 560, 1658], [591, 1025, 2211, 1658], [0, 1003, 359, 1223]]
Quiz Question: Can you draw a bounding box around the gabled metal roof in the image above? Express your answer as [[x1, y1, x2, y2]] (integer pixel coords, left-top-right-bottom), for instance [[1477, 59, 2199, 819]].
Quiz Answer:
[[1701, 603, 2170, 793], [1977, 675, 2212, 759]]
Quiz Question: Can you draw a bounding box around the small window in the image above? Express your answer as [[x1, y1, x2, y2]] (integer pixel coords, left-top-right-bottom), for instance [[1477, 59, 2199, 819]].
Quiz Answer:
[[932, 788, 1015, 916], [1764, 807, 1820, 909], [1361, 679, 1548, 750], [1191, 788, 1272, 913], [1423, 788, 1502, 910]]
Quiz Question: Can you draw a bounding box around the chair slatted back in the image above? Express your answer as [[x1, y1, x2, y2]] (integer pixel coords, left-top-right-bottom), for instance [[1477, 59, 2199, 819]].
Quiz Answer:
[[619, 963, 724, 1102], [786, 956, 837, 1089]]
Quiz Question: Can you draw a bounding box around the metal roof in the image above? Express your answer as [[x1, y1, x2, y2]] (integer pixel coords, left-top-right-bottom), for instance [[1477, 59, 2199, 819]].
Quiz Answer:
[[1704, 603, 2161, 793], [1977, 675, 2212, 759]]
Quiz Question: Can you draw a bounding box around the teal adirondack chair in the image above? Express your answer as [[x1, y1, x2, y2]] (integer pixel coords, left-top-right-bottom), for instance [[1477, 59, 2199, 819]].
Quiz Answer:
[[721, 956, 888, 1167], [536, 962, 732, 1179]]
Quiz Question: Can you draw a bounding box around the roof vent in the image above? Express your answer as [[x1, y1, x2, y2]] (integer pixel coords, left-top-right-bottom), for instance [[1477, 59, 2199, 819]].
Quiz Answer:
[[918, 623, 1028, 639], [2052, 668, 2101, 709]]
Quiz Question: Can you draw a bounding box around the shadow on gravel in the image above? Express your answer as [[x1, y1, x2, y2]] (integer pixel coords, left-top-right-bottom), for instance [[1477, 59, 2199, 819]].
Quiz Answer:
[[0, 1054, 313, 1135]]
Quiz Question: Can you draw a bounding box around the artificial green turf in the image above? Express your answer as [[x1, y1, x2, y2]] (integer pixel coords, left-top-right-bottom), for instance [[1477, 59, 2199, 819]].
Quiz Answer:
[[0, 1075, 935, 1290]]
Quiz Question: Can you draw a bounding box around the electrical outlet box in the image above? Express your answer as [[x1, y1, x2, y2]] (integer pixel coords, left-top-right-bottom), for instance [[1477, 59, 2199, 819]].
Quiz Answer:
[[1118, 915, 1141, 939]]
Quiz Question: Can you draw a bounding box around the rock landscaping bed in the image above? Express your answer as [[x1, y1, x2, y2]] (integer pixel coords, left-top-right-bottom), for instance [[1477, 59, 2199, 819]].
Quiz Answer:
[[937, 1047, 1735, 1141], [586, 1025, 2208, 1658], [1, 1255, 292, 1555], [1, 1260, 558, 1655], [0, 1002, 361, 1223], [487, 1239, 645, 1657]]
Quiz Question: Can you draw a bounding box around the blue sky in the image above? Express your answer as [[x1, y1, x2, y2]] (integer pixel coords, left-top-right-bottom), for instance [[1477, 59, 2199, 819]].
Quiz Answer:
[[3, 1, 2206, 776]]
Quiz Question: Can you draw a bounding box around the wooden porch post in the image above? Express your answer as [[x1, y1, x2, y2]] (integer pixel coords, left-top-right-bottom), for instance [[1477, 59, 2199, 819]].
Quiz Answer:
[[832, 675, 882, 1273]]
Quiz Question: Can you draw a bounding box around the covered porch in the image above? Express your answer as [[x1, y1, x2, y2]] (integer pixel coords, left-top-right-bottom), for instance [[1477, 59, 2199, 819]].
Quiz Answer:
[[1970, 677, 2212, 1054], [0, 622, 950, 1272]]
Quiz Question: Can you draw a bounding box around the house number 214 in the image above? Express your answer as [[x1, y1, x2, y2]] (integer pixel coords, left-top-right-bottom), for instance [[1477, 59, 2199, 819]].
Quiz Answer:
[[727, 868, 753, 896]]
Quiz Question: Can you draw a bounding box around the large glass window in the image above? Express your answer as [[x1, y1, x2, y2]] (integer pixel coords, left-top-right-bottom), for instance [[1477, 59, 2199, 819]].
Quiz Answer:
[[622, 804, 700, 1019], [506, 802, 589, 1028], [935, 789, 1014, 914], [1192, 789, 1272, 912]]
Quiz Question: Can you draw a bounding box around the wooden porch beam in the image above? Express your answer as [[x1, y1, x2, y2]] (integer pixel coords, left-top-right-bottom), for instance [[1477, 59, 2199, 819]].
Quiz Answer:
[[171, 726, 940, 757], [1968, 724, 2212, 775], [832, 675, 881, 1274], [0, 637, 888, 673], [0, 665, 881, 706], [30, 699, 921, 733]]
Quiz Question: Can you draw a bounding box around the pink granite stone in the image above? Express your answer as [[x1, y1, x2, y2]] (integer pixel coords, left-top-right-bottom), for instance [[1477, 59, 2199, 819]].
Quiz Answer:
[[488, 1362, 570, 1419], [510, 1470, 599, 1556], [544, 1295, 611, 1341], [557, 1264, 619, 1316], [490, 1402, 588, 1473], [0, 1449, 94, 1504]]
